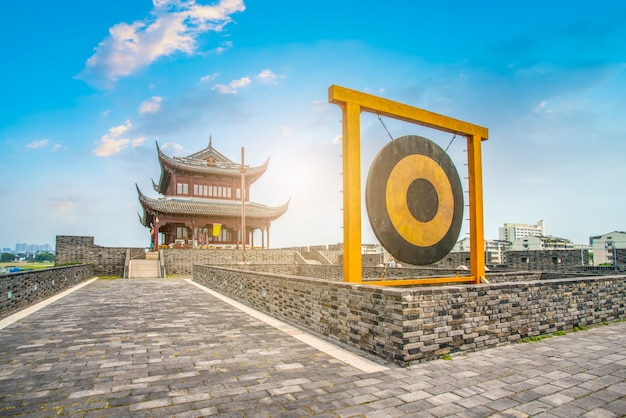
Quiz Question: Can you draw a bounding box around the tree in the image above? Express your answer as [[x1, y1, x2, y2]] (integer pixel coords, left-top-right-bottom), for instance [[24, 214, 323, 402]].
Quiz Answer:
[[34, 252, 55, 262], [1, 252, 15, 262]]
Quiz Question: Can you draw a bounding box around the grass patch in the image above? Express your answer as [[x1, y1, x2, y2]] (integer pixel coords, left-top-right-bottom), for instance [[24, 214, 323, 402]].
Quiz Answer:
[[441, 353, 452, 361], [518, 323, 601, 344], [97, 276, 122, 280], [0, 262, 54, 271], [519, 335, 552, 343]]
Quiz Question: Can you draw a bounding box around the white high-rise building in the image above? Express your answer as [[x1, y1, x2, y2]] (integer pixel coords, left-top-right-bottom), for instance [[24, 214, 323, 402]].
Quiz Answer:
[[499, 220, 545, 242], [589, 231, 626, 265]]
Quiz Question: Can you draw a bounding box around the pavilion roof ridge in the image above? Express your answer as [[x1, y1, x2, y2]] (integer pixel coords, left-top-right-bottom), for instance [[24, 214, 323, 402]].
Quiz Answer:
[[156, 141, 269, 183], [184, 137, 234, 163]]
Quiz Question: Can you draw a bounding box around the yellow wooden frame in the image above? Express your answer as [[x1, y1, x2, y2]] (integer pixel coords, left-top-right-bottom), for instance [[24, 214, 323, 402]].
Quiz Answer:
[[328, 85, 488, 285]]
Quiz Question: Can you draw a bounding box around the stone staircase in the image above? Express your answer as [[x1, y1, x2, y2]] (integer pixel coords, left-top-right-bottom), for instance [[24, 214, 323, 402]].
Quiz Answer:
[[128, 252, 161, 278]]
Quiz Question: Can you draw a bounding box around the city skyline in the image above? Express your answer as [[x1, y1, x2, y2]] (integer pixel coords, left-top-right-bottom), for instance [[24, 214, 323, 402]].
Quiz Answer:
[[1, 243, 54, 254], [1, 1, 625, 249]]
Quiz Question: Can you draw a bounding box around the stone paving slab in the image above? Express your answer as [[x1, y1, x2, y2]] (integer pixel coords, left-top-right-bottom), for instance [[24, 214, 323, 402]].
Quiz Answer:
[[0, 278, 625, 417]]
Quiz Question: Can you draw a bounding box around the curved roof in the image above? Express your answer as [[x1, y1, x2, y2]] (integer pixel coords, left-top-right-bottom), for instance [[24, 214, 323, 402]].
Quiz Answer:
[[137, 186, 289, 227], [155, 142, 269, 194]]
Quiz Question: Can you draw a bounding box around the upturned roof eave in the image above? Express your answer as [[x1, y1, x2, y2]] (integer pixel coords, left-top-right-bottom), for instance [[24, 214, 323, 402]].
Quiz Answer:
[[137, 192, 289, 221]]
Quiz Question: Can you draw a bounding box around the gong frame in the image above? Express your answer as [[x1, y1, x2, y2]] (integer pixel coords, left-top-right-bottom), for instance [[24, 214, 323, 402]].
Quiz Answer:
[[328, 85, 488, 286]]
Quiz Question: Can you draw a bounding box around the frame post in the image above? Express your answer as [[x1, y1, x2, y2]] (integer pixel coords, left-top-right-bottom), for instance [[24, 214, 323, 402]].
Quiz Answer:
[[468, 134, 486, 283], [342, 102, 363, 282]]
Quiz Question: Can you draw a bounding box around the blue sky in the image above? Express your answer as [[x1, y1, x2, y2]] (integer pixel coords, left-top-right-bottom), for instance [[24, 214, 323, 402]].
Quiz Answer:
[[1, 0, 625, 250]]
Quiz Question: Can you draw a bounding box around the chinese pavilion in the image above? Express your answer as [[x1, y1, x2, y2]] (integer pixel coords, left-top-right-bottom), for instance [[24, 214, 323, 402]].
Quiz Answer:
[[137, 139, 289, 249]]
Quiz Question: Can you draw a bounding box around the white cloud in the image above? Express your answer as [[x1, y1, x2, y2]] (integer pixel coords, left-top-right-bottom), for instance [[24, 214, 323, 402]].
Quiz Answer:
[[212, 41, 232, 54], [212, 76, 251, 94], [139, 96, 163, 114], [161, 141, 184, 155], [94, 121, 144, 156], [200, 72, 219, 82], [208, 68, 283, 94], [26, 139, 49, 149], [51, 144, 62, 152], [256, 68, 282, 83], [132, 137, 147, 147], [79, 0, 245, 86]]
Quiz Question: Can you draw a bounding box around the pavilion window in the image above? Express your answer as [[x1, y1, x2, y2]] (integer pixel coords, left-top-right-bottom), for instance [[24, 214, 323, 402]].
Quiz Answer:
[[193, 184, 199, 195], [204, 185, 208, 196], [226, 187, 231, 198], [236, 188, 241, 199], [177, 183, 183, 194], [176, 227, 188, 239], [183, 184, 188, 194]]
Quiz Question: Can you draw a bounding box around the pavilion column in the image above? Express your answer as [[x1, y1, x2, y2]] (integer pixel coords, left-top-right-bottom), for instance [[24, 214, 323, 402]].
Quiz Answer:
[[261, 228, 266, 250], [191, 221, 196, 249], [267, 227, 270, 249], [152, 222, 159, 249]]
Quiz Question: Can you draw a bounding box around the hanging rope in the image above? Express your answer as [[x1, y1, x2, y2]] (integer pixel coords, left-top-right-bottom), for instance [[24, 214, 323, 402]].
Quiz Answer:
[[378, 115, 395, 141], [444, 133, 457, 152]]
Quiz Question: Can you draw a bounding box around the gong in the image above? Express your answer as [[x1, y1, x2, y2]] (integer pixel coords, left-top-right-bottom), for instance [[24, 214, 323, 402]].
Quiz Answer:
[[365, 135, 463, 265]]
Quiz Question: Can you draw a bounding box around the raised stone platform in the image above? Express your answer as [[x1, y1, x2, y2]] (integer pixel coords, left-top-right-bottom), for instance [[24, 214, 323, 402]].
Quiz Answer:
[[193, 265, 626, 366]]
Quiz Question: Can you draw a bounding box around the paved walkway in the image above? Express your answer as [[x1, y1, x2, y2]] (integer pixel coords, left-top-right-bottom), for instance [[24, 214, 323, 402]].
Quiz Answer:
[[0, 278, 625, 417]]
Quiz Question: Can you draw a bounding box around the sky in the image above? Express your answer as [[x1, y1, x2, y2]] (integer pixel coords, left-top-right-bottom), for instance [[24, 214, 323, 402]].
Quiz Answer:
[[1, 0, 625, 250]]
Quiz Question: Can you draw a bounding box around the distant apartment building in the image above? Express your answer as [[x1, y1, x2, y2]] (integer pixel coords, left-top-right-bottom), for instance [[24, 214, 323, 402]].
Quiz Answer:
[[589, 231, 626, 265], [451, 238, 511, 265], [511, 235, 574, 251], [499, 220, 546, 242]]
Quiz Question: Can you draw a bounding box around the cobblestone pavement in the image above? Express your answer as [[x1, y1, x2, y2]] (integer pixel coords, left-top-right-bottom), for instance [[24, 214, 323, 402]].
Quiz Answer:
[[1, 278, 625, 417]]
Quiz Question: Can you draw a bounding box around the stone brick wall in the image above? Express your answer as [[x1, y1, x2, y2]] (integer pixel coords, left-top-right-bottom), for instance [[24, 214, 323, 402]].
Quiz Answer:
[[210, 264, 472, 281], [505, 249, 589, 271], [0, 265, 92, 319], [319, 250, 342, 265], [193, 266, 626, 366], [162, 249, 298, 275], [55, 236, 144, 276]]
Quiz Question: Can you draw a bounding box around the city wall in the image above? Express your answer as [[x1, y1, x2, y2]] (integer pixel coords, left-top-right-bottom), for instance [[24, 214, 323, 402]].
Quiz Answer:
[[55, 236, 144, 276], [193, 266, 626, 367], [162, 249, 298, 275], [0, 264, 92, 319], [205, 263, 541, 282], [505, 249, 589, 270], [55, 236, 601, 278]]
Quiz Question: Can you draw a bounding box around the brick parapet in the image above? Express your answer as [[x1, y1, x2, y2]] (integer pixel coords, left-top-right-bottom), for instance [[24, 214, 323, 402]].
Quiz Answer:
[[55, 236, 143, 276], [505, 249, 590, 270], [0, 265, 93, 319], [193, 266, 626, 366], [162, 249, 298, 275]]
